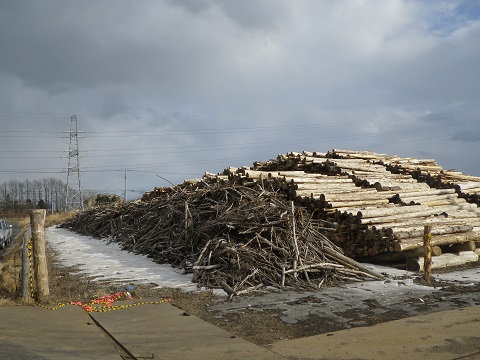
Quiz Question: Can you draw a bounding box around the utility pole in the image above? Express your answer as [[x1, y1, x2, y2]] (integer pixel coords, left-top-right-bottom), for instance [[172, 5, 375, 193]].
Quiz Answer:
[[65, 115, 84, 211], [120, 169, 131, 202], [124, 170, 127, 201]]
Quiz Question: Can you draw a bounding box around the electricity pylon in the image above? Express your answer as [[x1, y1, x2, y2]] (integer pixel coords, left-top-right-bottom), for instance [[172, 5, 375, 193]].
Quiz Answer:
[[65, 115, 84, 211]]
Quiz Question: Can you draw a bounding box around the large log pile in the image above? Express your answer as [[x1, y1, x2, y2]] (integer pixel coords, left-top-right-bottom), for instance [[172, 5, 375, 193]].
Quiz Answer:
[[62, 183, 383, 295], [211, 150, 480, 264]]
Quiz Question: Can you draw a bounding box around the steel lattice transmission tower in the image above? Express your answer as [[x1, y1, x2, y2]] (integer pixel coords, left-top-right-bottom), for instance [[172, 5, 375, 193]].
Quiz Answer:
[[65, 115, 84, 211]]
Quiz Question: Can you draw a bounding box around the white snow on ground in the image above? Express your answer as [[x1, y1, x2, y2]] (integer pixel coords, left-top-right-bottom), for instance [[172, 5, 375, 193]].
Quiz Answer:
[[432, 266, 480, 284], [369, 261, 480, 285], [46, 226, 198, 291]]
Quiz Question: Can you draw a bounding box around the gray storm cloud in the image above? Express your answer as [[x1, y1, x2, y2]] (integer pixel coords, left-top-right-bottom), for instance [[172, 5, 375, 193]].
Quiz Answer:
[[0, 0, 478, 196]]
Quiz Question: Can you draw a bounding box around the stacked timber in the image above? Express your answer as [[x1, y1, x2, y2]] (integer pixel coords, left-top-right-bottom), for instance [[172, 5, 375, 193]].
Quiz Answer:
[[455, 181, 480, 205], [366, 150, 480, 206], [324, 150, 480, 256], [141, 186, 173, 201], [250, 150, 480, 261]]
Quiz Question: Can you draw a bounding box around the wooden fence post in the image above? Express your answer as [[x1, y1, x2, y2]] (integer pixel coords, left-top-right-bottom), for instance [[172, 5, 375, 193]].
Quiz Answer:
[[30, 210, 49, 301], [21, 228, 33, 303], [423, 225, 432, 284]]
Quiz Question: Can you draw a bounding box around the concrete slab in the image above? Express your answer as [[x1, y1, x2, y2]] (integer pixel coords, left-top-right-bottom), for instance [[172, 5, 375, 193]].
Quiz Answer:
[[0, 305, 120, 360], [210, 264, 480, 328], [90, 300, 283, 360], [270, 305, 480, 360]]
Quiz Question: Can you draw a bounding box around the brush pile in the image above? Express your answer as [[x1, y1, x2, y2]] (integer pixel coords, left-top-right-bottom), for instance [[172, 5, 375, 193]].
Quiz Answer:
[[61, 182, 382, 295]]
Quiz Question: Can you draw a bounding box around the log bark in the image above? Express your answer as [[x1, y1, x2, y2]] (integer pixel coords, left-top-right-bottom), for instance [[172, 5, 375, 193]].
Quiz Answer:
[[278, 171, 329, 178], [361, 246, 442, 262], [396, 164, 444, 172], [360, 206, 480, 226], [290, 179, 355, 187], [322, 247, 384, 279], [423, 225, 432, 283], [294, 180, 358, 190], [395, 232, 480, 252], [240, 170, 274, 179], [457, 182, 480, 191], [293, 188, 359, 197], [445, 241, 477, 253], [415, 199, 467, 207], [321, 192, 390, 201], [360, 208, 449, 225], [406, 251, 479, 271], [30, 209, 49, 301], [332, 164, 389, 173], [391, 225, 473, 240], [348, 171, 413, 179], [328, 199, 390, 208], [380, 188, 457, 198], [399, 193, 461, 202], [374, 182, 431, 191], [445, 209, 480, 217], [357, 177, 419, 184], [381, 217, 480, 230], [461, 187, 480, 194], [357, 205, 428, 219], [330, 149, 387, 157]]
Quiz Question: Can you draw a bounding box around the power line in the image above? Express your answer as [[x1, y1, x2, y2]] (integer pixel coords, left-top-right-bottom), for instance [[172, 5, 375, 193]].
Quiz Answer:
[[0, 129, 474, 174], [0, 117, 477, 159], [0, 108, 478, 138]]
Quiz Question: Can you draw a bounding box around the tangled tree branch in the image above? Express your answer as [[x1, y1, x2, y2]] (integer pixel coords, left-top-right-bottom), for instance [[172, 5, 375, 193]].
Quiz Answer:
[[61, 182, 383, 296]]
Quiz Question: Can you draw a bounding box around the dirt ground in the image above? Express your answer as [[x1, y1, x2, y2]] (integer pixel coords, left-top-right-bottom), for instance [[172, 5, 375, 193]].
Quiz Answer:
[[1, 221, 480, 350]]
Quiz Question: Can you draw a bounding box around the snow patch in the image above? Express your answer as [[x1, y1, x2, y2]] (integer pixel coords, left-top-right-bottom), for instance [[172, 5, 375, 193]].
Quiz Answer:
[[46, 226, 199, 291]]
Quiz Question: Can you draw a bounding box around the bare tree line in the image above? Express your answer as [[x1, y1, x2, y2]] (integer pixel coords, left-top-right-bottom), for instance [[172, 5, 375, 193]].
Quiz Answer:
[[1, 177, 72, 213]]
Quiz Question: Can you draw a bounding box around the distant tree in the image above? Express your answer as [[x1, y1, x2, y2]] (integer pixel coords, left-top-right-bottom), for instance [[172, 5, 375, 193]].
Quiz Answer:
[[37, 199, 46, 209], [25, 179, 32, 204], [96, 194, 117, 204], [25, 199, 33, 210], [13, 200, 20, 213], [33, 180, 42, 205], [2, 193, 13, 213]]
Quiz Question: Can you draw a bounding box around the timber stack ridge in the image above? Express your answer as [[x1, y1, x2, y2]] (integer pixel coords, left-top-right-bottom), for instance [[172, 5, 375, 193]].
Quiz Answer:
[[145, 149, 480, 270]]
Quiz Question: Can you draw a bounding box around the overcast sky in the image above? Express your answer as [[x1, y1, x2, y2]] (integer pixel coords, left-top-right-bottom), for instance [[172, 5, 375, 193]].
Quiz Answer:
[[1, 0, 479, 199]]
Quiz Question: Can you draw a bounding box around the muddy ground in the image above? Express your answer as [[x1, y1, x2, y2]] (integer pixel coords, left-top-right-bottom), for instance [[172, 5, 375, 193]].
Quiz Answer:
[[1, 224, 480, 348]]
